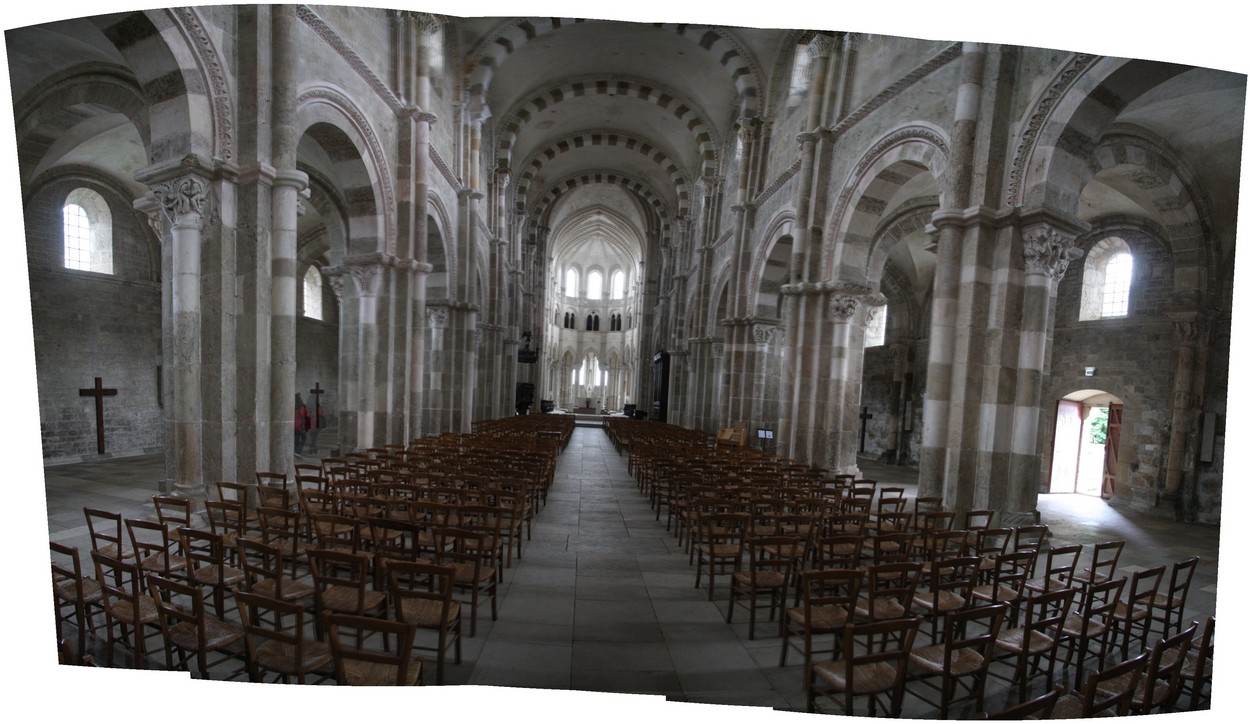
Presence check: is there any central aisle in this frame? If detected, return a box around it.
[463,426,801,708]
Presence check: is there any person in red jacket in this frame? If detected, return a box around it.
[294,394,308,455]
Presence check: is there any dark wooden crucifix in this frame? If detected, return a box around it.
[79,377,117,454]
[859,406,873,453]
[308,382,325,429]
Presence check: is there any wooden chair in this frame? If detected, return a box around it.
[146,571,246,679]
[1111,564,1166,659]
[1098,623,1195,714]
[1050,651,1148,718]
[1168,615,1214,710]
[990,587,1076,703]
[780,568,862,682]
[322,611,423,685]
[693,511,750,601]
[1151,556,1200,639]
[306,547,389,643]
[1022,543,1082,594]
[433,527,498,636]
[91,550,161,668]
[126,516,190,583]
[204,499,249,558]
[808,616,922,716]
[726,534,801,640]
[387,559,462,685]
[970,549,1036,626]
[1058,575,1125,687]
[1070,539,1125,592]
[152,494,192,534]
[970,527,1013,584]
[215,481,259,534]
[233,588,332,684]
[236,537,316,604]
[83,507,132,562]
[50,541,103,660]
[911,555,980,644]
[255,505,307,579]
[255,471,292,510]
[178,526,245,620]
[855,561,923,623]
[907,602,1008,718]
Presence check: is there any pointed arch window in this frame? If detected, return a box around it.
[63,188,112,274]
[1079,237,1134,321]
[303,266,324,320]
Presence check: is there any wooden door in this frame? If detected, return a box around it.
[1049,399,1082,494]
[1101,403,1122,499]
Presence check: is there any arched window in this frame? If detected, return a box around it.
[303,266,324,320]
[865,305,887,347]
[611,271,625,300]
[564,268,579,297]
[1079,237,1134,321]
[587,270,603,300]
[63,188,112,274]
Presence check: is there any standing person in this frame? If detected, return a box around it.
[307,398,325,455]
[294,393,308,455]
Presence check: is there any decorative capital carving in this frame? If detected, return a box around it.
[150,174,209,223]
[711,342,725,359]
[827,283,873,320]
[1022,224,1082,281]
[752,324,779,345]
[806,34,836,61]
[413,12,442,35]
[427,306,449,329]
[323,266,348,303]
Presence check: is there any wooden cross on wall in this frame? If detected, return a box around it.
[859,406,873,453]
[309,382,324,429]
[79,377,117,454]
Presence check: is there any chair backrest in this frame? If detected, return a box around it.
[870,531,916,565]
[215,481,251,509]
[1164,556,1200,605]
[985,689,1058,719]
[146,571,207,645]
[1126,565,1167,611]
[50,541,88,603]
[874,511,913,535]
[839,616,922,701]
[1012,524,1048,554]
[178,526,232,584]
[815,534,864,570]
[862,561,923,620]
[972,527,1012,559]
[1081,539,1126,584]
[1137,623,1196,713]
[307,547,372,609]
[823,512,868,536]
[922,555,980,602]
[987,549,1037,602]
[914,496,942,513]
[1017,587,1077,650]
[152,494,192,529]
[1035,543,1083,590]
[233,588,311,670]
[1075,575,1126,628]
[126,517,182,578]
[204,499,246,539]
[255,471,291,509]
[741,535,801,583]
[801,568,862,614]
[1081,651,1148,716]
[387,559,458,624]
[917,510,956,533]
[256,505,302,545]
[964,509,994,531]
[936,602,1008,673]
[84,507,126,556]
[237,537,291,594]
[923,529,970,564]
[91,549,145,622]
[322,611,419,685]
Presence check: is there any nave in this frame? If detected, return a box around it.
[42,424,1218,717]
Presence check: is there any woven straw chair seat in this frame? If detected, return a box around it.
[321,585,386,613]
[786,604,850,631]
[450,562,495,583]
[398,598,461,628]
[1061,613,1107,638]
[255,638,332,676]
[812,659,900,694]
[339,657,423,686]
[854,596,907,621]
[971,583,1019,603]
[908,644,985,676]
[55,577,103,605]
[249,578,315,602]
[732,571,785,588]
[191,564,245,587]
[995,628,1055,655]
[167,617,244,652]
[912,590,965,612]
[104,596,160,625]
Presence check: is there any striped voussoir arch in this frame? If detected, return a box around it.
[526,169,672,223]
[466,19,762,117]
[513,130,691,216]
[494,76,719,178]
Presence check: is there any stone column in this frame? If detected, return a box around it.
[884,341,911,463]
[1163,312,1208,500]
[148,171,211,500]
[821,286,877,475]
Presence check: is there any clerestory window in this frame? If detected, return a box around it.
[1079,237,1133,321]
[63,188,113,274]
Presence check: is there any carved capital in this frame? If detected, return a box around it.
[752,324,779,345]
[150,174,209,224]
[323,266,348,303]
[806,33,836,61]
[427,306,449,329]
[1022,224,1082,281]
[711,342,725,359]
[827,283,873,321]
[413,12,442,35]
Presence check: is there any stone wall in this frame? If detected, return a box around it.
[25,179,162,461]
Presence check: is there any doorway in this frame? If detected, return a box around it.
[1048,390,1123,497]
